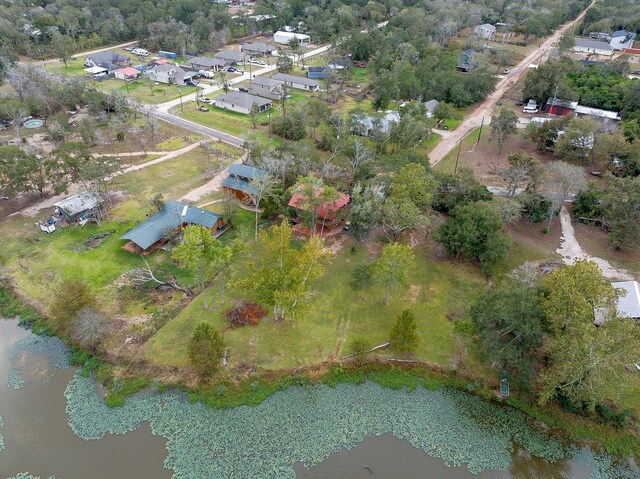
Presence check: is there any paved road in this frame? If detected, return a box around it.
[36,41,139,65]
[428,0,596,166]
[152,110,245,147]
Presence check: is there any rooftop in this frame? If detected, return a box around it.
[251,76,283,88]
[574,105,621,120]
[216,92,272,109]
[288,188,350,220]
[242,42,276,53]
[120,201,223,250]
[214,50,246,62]
[227,163,268,180]
[272,73,319,87]
[54,191,102,216]
[612,281,640,319]
[574,38,613,51]
[115,67,140,76]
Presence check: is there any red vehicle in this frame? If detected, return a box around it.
[355,62,366,68]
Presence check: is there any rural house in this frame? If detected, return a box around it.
[247,76,284,100]
[573,38,613,56]
[351,111,401,136]
[84,51,130,69]
[457,49,477,72]
[120,201,226,254]
[114,67,141,80]
[241,42,278,57]
[214,50,247,65]
[222,164,270,203]
[214,92,272,114]
[610,30,636,51]
[424,99,439,118]
[271,73,319,91]
[189,56,229,72]
[53,191,103,224]
[149,64,187,84]
[273,31,310,45]
[474,23,496,40]
[288,187,351,236]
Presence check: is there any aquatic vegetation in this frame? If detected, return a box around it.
[66,372,613,479]
[4,474,59,479]
[6,335,70,389]
[0,415,4,454]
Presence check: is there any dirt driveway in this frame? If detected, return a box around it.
[428,0,596,166]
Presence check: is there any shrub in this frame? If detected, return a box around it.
[188,323,225,377]
[48,279,96,334]
[389,309,418,356]
[519,192,552,223]
[349,338,371,365]
[223,302,267,328]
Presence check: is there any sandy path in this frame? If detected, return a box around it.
[180,154,245,203]
[428,0,596,166]
[10,143,203,217]
[556,207,633,280]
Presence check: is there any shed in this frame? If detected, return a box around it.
[544,99,578,116]
[474,23,496,40]
[83,66,108,76]
[273,31,310,45]
[574,105,621,121]
[307,66,326,79]
[222,164,269,203]
[54,191,103,223]
[120,201,225,254]
[612,281,640,319]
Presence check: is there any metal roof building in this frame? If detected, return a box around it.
[120,201,223,251]
[612,281,640,319]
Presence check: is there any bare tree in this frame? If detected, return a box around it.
[73,308,111,351]
[247,174,276,239]
[126,255,191,295]
[1,102,28,141]
[499,151,538,197]
[542,161,586,230]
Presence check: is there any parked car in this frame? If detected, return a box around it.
[248,60,266,66]
[198,106,209,112]
[185,79,199,87]
[238,87,249,93]
[227,67,237,73]
[124,47,134,52]
[522,100,539,114]
[199,97,212,104]
[515,99,525,106]
[503,69,511,74]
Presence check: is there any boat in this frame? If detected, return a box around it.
[500,370,510,397]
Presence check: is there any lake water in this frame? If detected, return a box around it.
[0,318,636,479]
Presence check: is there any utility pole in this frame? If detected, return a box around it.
[454,139,462,176]
[477,116,485,144]
[178,86,183,112]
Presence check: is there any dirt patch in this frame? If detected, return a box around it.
[85,230,116,249]
[408,284,421,304]
[573,222,640,277]
[506,218,562,257]
[326,235,348,255]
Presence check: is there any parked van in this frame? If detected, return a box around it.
[522,100,539,114]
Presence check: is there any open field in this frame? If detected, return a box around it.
[146,244,487,370]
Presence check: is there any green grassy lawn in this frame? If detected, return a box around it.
[433,127,481,174]
[96,79,197,105]
[46,57,88,77]
[1,147,235,313]
[146,245,487,370]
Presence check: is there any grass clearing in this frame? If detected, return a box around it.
[96,79,198,104]
[146,244,486,370]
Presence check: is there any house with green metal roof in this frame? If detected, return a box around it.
[120,201,225,254]
[222,164,269,203]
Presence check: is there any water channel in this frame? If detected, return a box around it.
[0,318,636,479]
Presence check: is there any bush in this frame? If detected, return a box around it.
[349,338,371,365]
[188,323,225,377]
[519,192,552,223]
[49,278,96,334]
[390,309,418,356]
[223,302,267,328]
